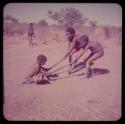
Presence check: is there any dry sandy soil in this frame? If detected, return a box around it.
[3,30,121,121]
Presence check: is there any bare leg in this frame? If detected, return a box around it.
[84,53,94,65]
[85,52,104,78]
[69,52,75,74]
[69,49,82,74]
[28,35,31,47]
[22,77,34,84]
[30,35,33,47]
[69,49,77,66]
[28,35,33,47]
[69,54,72,67]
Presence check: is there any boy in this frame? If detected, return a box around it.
[23,54,49,84]
[65,27,104,78]
[28,23,35,47]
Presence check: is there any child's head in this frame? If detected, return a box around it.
[79,35,89,48]
[65,27,75,40]
[29,23,33,27]
[37,54,47,66]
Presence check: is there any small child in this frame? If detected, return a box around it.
[27,23,35,47]
[23,54,49,84]
[65,27,104,78]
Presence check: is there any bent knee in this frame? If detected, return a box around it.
[98,50,104,57]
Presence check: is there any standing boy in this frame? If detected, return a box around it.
[28,23,35,47]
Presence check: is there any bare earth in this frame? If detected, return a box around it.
[3,35,121,121]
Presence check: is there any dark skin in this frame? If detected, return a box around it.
[25,59,49,83]
[65,31,104,77]
[28,23,35,47]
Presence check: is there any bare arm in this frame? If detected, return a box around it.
[73,45,89,63]
[65,38,76,57]
[27,63,39,77]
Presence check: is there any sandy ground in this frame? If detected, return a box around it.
[3,37,121,121]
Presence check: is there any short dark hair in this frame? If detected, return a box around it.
[29,23,33,27]
[37,54,47,65]
[80,35,89,43]
[66,27,75,34]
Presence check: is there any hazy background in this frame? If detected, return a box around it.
[3,3,122,121]
[4,3,122,26]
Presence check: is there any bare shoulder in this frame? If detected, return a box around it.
[31,63,39,69]
[89,40,102,46]
[73,34,80,41]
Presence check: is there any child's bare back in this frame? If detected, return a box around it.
[85,40,104,55]
[23,54,48,84]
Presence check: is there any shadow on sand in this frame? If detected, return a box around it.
[92,68,110,75]
[36,79,51,85]
[36,63,110,83]
[73,62,110,76]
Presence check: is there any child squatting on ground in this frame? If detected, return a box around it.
[23,54,49,84]
[65,27,104,78]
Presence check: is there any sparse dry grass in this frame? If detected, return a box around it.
[3,25,121,121]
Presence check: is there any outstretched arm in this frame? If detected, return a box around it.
[65,38,76,57]
[73,45,89,63]
[41,67,51,71]
[65,47,74,58]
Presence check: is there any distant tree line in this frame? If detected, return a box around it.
[4,7,98,28]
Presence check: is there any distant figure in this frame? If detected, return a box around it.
[23,54,49,84]
[27,23,35,47]
[64,27,104,78]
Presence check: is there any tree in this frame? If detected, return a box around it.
[4,15,18,23]
[38,19,48,26]
[48,10,53,16]
[48,10,62,25]
[48,7,86,27]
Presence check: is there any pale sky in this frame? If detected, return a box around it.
[4,3,122,27]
